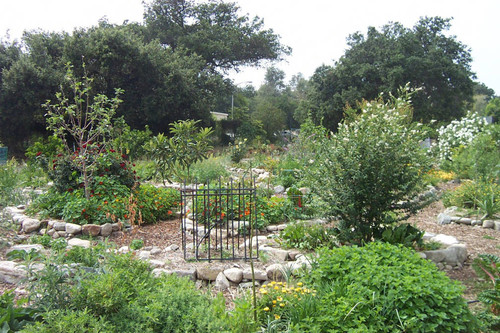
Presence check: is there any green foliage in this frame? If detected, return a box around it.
[134,185,179,224]
[306,242,479,332]
[485,97,500,119]
[442,180,499,218]
[229,139,248,163]
[279,221,337,250]
[111,117,152,161]
[256,281,319,329]
[448,123,499,181]
[25,136,63,173]
[109,275,229,332]
[146,120,213,184]
[0,159,26,207]
[0,291,40,333]
[44,62,124,199]
[304,17,474,130]
[188,155,229,183]
[308,87,431,244]
[381,223,424,248]
[472,254,500,331]
[19,309,113,333]
[129,239,144,250]
[257,196,286,227]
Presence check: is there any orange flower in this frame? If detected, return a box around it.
[168,210,172,215]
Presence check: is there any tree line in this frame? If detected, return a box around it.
[0,0,493,156]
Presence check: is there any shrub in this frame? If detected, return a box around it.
[0,291,40,332]
[19,309,113,333]
[134,185,180,224]
[306,242,479,332]
[432,111,488,167]
[442,180,499,218]
[189,155,229,183]
[279,221,337,250]
[472,253,500,331]
[0,159,26,207]
[307,86,431,244]
[229,138,248,163]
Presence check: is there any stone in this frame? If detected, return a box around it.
[494,221,500,231]
[445,265,453,271]
[443,206,459,215]
[422,231,436,241]
[431,234,459,246]
[260,246,289,261]
[150,247,162,255]
[3,207,24,215]
[118,246,130,254]
[299,187,310,195]
[65,223,82,235]
[482,220,495,229]
[436,263,445,270]
[11,214,25,224]
[444,244,468,265]
[266,224,287,232]
[242,268,267,281]
[51,232,60,239]
[197,266,221,281]
[437,213,451,225]
[274,185,285,194]
[471,220,482,226]
[418,252,427,259]
[452,217,472,225]
[239,282,258,289]
[6,244,44,256]
[22,218,41,233]
[288,250,302,261]
[174,268,197,281]
[67,238,91,248]
[423,249,446,263]
[100,223,113,237]
[165,244,179,252]
[215,272,230,290]
[53,222,66,231]
[149,260,165,268]
[138,251,151,260]
[0,261,27,284]
[224,268,243,283]
[82,224,101,237]
[266,264,286,281]
[111,222,122,232]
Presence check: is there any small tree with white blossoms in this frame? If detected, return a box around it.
[431,111,488,167]
[307,85,431,244]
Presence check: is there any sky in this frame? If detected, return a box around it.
[1,0,499,94]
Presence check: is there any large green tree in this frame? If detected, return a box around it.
[143,0,291,72]
[303,17,475,130]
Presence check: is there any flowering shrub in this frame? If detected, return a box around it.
[308,86,431,244]
[258,281,318,327]
[229,138,248,163]
[432,111,487,165]
[133,185,179,224]
[442,180,500,218]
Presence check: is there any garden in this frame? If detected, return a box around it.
[0,71,499,332]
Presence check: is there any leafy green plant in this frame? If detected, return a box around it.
[0,159,26,207]
[0,291,40,333]
[129,239,144,250]
[443,180,499,219]
[229,138,248,163]
[19,309,113,333]
[306,242,479,332]
[44,62,123,199]
[472,254,500,331]
[279,221,337,250]
[189,155,229,183]
[307,86,431,244]
[146,120,213,184]
[381,223,424,248]
[134,185,179,224]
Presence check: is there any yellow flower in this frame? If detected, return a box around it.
[272,300,277,305]
[274,286,279,290]
[276,296,283,302]
[274,314,281,320]
[279,303,285,307]
[297,282,303,287]
[270,281,276,286]
[264,307,270,312]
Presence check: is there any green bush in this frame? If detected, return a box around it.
[0,291,40,332]
[472,254,500,331]
[307,87,431,244]
[134,185,180,224]
[110,275,229,332]
[279,221,337,250]
[0,159,26,207]
[442,180,499,218]
[449,124,499,181]
[189,155,229,183]
[304,242,479,332]
[20,309,113,333]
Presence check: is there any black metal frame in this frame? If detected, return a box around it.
[181,178,259,261]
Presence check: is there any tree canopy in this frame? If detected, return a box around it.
[0,1,289,155]
[302,17,475,130]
